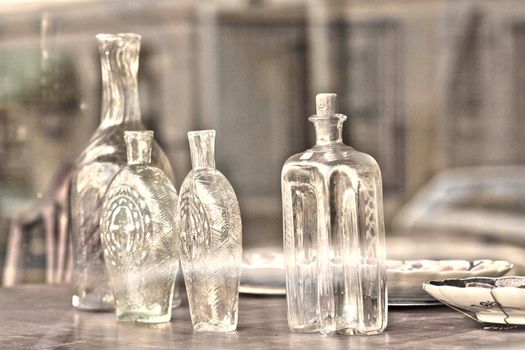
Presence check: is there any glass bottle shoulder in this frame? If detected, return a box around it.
[283,143,380,173]
[180,167,238,209]
[75,123,174,182]
[181,167,227,189]
[77,122,145,166]
[109,164,177,200]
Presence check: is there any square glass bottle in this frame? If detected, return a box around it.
[281,93,387,335]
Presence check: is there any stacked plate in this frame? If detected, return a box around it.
[387,259,512,305]
[240,249,513,307]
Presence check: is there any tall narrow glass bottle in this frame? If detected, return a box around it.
[281,93,387,335]
[178,130,242,332]
[70,33,174,310]
[100,131,180,323]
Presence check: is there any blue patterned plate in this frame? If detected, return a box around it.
[423,276,525,325]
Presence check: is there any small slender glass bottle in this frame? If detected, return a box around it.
[178,130,242,332]
[281,93,387,335]
[100,131,180,323]
[70,33,175,310]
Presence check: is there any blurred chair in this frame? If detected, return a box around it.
[2,162,74,286]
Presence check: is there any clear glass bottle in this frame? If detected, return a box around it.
[178,130,242,332]
[70,33,174,310]
[281,93,387,335]
[100,131,180,323]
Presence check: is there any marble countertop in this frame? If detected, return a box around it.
[0,284,523,349]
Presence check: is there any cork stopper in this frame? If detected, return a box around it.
[316,93,338,116]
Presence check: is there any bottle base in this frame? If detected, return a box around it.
[288,324,320,333]
[288,322,386,336]
[336,328,385,336]
[117,311,172,324]
[192,322,237,332]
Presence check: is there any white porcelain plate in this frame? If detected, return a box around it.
[387,259,513,306]
[240,249,512,306]
[423,277,525,325]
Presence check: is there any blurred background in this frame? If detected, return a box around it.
[0,0,524,285]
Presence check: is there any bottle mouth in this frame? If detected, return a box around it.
[96,33,141,45]
[308,114,347,123]
[124,130,153,165]
[187,129,216,139]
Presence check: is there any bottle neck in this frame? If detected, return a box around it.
[97,34,142,128]
[188,130,216,170]
[125,131,153,165]
[310,115,345,146]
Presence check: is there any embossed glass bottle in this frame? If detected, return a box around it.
[70,33,174,310]
[281,93,387,335]
[179,130,242,332]
[100,131,180,323]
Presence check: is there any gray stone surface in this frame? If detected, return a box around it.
[0,284,524,349]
